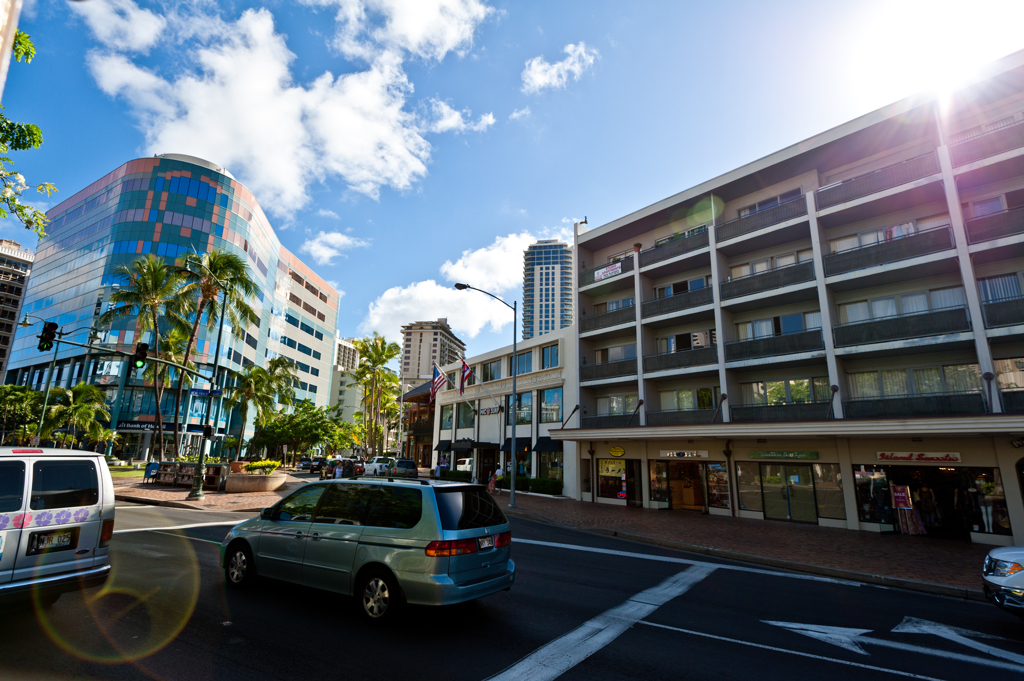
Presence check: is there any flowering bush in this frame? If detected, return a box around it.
[243,460,281,475]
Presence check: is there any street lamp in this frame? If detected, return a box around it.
[454,283,520,508]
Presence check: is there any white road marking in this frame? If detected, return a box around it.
[150,530,222,546]
[113,521,239,534]
[638,621,944,681]
[891,616,1024,665]
[765,620,1024,673]
[512,537,859,585]
[486,564,716,681]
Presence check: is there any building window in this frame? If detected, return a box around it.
[539,450,563,481]
[740,377,830,405]
[658,387,719,412]
[840,287,965,322]
[506,392,532,425]
[737,188,801,218]
[514,351,532,375]
[596,395,638,416]
[597,459,626,499]
[847,364,981,398]
[813,464,846,519]
[440,405,453,429]
[978,273,1022,303]
[972,196,1004,218]
[594,344,636,364]
[540,388,562,423]
[735,463,763,512]
[456,403,474,429]
[829,221,919,253]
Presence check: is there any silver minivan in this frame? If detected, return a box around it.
[0,448,115,605]
[220,479,514,622]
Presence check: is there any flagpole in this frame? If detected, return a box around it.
[433,361,477,412]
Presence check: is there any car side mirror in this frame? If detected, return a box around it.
[261,507,274,520]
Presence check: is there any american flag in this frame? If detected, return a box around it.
[430,366,445,402]
[459,360,473,395]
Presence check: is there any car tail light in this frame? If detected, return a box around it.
[99,519,115,548]
[495,531,511,547]
[425,538,478,557]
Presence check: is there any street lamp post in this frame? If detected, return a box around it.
[454,283,519,508]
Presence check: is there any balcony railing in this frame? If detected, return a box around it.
[639,229,709,267]
[581,415,636,429]
[580,257,634,287]
[951,121,1024,167]
[720,261,815,300]
[643,345,718,373]
[641,286,713,318]
[715,196,808,243]
[725,328,824,362]
[843,392,987,418]
[832,307,971,348]
[409,418,433,435]
[815,153,939,210]
[730,402,831,422]
[965,206,1024,244]
[823,226,953,277]
[982,296,1024,329]
[580,358,637,382]
[646,409,720,426]
[580,304,636,333]
[1002,390,1024,413]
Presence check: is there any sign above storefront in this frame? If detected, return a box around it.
[479,406,501,415]
[1012,438,1024,449]
[749,451,819,460]
[119,421,156,432]
[660,450,708,458]
[877,452,961,464]
[189,388,223,397]
[593,262,622,282]
[609,446,625,457]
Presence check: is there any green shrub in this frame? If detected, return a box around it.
[496,476,529,492]
[440,469,472,481]
[244,460,281,475]
[529,478,564,495]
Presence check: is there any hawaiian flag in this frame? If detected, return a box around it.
[459,360,473,395]
[430,365,445,402]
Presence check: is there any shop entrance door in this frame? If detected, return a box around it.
[625,460,643,507]
[761,464,817,523]
[479,450,496,484]
[668,461,706,511]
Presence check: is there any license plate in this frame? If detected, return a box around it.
[27,527,79,556]
[478,536,494,550]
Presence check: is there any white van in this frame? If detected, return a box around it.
[0,448,115,605]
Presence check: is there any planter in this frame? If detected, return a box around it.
[225,473,287,493]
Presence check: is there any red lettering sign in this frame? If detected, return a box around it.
[876,452,961,463]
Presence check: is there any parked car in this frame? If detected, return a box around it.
[365,457,394,476]
[353,460,366,476]
[0,447,115,606]
[310,457,328,473]
[456,458,472,472]
[297,457,313,471]
[319,460,339,480]
[388,459,419,478]
[221,480,514,622]
[983,546,1024,618]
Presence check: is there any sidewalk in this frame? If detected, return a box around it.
[113,474,301,511]
[492,491,992,599]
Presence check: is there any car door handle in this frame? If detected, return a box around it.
[310,533,321,541]
[295,531,304,538]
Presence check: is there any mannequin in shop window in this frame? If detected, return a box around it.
[976,475,994,533]
[916,485,938,528]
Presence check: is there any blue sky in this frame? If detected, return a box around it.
[6,0,1024,358]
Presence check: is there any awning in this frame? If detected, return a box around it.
[500,438,532,453]
[450,439,475,451]
[532,437,562,452]
[434,440,452,452]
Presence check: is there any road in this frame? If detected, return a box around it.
[0,502,1022,681]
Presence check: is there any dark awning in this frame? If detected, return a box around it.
[450,439,475,451]
[532,437,562,452]
[434,440,452,452]
[500,438,532,453]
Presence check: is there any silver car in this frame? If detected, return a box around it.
[220,479,514,622]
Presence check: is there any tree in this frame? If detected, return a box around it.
[86,425,120,454]
[44,383,110,449]
[223,356,296,460]
[350,333,401,456]
[0,384,38,444]
[99,255,191,461]
[145,326,196,458]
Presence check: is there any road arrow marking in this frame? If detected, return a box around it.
[764,620,1024,673]
[891,616,1024,666]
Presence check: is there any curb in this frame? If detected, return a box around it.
[115,493,263,513]
[502,507,987,603]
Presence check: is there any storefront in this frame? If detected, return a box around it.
[500,438,532,477]
[649,452,727,512]
[534,437,564,481]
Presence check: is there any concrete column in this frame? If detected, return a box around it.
[631,245,646,425]
[994,437,1024,545]
[936,144,999,410]
[141,431,152,462]
[806,191,846,418]
[835,437,860,530]
[708,211,734,421]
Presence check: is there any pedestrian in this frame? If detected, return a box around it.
[488,470,496,494]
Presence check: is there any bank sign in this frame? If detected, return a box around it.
[877,452,961,463]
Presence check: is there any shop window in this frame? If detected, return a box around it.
[539,452,563,480]
[506,393,532,425]
[598,459,626,499]
[735,463,763,512]
[812,464,846,519]
[581,459,592,494]
[706,463,730,509]
[649,461,669,505]
[540,388,562,423]
[440,405,453,429]
[457,403,474,429]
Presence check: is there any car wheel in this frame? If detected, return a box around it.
[225,543,256,589]
[357,569,401,623]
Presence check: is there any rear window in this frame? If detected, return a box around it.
[397,461,416,469]
[435,487,507,531]
[365,487,422,529]
[31,460,99,511]
[0,460,26,512]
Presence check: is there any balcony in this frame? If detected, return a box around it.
[823,226,953,277]
[580,257,633,287]
[730,402,831,422]
[580,358,637,382]
[951,121,1024,167]
[832,307,971,348]
[983,296,1024,329]
[815,153,939,211]
[965,206,1024,245]
[646,409,719,426]
[721,261,815,301]
[408,418,433,435]
[639,230,709,267]
[725,328,824,362]
[581,415,635,429]
[641,287,713,318]
[1002,390,1024,413]
[715,196,808,243]
[843,392,987,418]
[580,304,636,333]
[643,345,718,373]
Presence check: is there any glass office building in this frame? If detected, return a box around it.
[522,240,573,340]
[5,154,339,458]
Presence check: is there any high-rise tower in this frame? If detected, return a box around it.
[522,240,573,340]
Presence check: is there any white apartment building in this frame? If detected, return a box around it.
[331,334,361,423]
[522,239,573,340]
[0,239,32,378]
[401,318,465,386]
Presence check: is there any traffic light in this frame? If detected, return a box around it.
[132,342,149,369]
[203,425,213,439]
[37,322,58,352]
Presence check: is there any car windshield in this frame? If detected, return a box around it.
[435,487,507,530]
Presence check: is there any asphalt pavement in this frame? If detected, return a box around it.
[0,503,1021,680]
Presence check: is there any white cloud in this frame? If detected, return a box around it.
[300,230,370,265]
[317,209,340,219]
[509,106,530,120]
[439,230,538,292]
[70,0,166,53]
[326,280,342,291]
[521,41,599,95]
[425,99,495,133]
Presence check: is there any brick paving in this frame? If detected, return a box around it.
[492,491,992,592]
[113,473,302,511]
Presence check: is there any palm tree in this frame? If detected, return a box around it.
[351,333,401,456]
[0,385,35,444]
[223,357,296,460]
[86,424,120,454]
[99,255,191,461]
[44,383,110,450]
[145,326,196,458]
[173,249,259,458]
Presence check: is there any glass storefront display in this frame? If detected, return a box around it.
[761,464,817,522]
[648,461,707,510]
[735,463,763,512]
[649,461,670,508]
[539,451,563,480]
[706,463,730,509]
[581,458,591,494]
[812,463,846,519]
[598,459,626,499]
